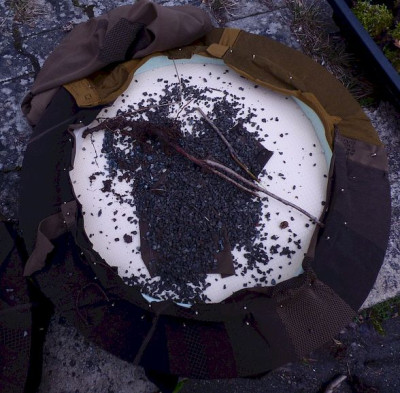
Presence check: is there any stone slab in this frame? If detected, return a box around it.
[226,8,301,49]
[0,75,33,219]
[38,315,156,393]
[0,38,35,82]
[362,102,400,308]
[0,77,33,169]
[22,29,66,68]
[224,0,287,20]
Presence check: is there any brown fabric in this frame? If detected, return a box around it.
[166,319,237,378]
[336,132,388,171]
[276,275,356,357]
[224,296,296,376]
[19,89,102,255]
[222,30,381,146]
[21,0,213,125]
[23,200,77,276]
[61,27,382,148]
[206,28,241,58]
[211,230,235,277]
[64,55,157,108]
[311,132,391,310]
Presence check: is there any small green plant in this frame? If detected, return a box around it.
[359,296,400,336]
[204,0,238,21]
[172,378,188,393]
[391,22,400,41]
[10,0,47,24]
[353,1,394,38]
[358,96,377,107]
[384,46,400,72]
[287,0,376,100]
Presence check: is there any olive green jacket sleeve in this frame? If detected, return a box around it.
[21,0,213,126]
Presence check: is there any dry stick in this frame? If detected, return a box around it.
[172,144,323,226]
[89,133,99,167]
[98,102,176,122]
[195,109,323,225]
[84,120,323,226]
[94,103,177,127]
[205,159,324,226]
[324,375,347,393]
[125,101,176,115]
[196,107,259,182]
[172,144,260,198]
[172,59,183,103]
[175,97,196,120]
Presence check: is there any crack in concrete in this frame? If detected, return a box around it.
[1,165,22,174]
[12,22,41,77]
[15,27,67,39]
[0,72,35,84]
[71,0,95,19]
[227,8,290,23]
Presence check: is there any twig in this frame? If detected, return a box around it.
[83,119,324,226]
[172,59,183,103]
[126,101,176,115]
[204,159,323,226]
[170,143,322,225]
[324,375,347,393]
[194,110,323,225]
[171,144,260,198]
[95,102,177,125]
[89,134,99,167]
[196,107,259,182]
[1,165,22,174]
[175,97,196,120]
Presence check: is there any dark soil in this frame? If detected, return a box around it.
[181,316,400,393]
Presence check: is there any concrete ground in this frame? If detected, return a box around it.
[1,0,399,392]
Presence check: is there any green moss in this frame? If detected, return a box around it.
[359,296,400,335]
[384,46,400,72]
[353,1,394,37]
[172,379,188,393]
[358,96,377,107]
[391,22,400,41]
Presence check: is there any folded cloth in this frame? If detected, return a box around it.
[21,0,213,126]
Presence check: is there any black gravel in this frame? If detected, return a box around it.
[91,78,300,303]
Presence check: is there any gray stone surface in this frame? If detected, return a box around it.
[38,316,156,393]
[0,75,33,218]
[226,8,300,49]
[217,0,286,21]
[363,102,400,309]
[0,0,399,392]
[0,40,34,82]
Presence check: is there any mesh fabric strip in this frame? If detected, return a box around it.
[98,19,145,64]
[277,278,355,357]
[0,222,32,393]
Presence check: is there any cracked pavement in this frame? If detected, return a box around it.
[1,0,400,392]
